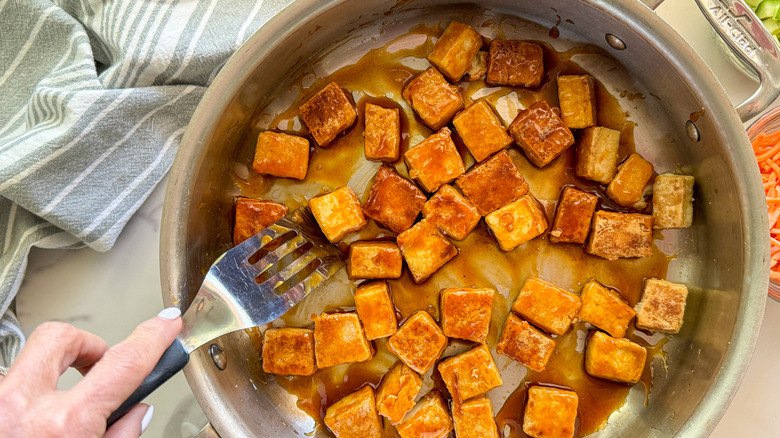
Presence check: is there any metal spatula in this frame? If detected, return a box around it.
[107,207,343,426]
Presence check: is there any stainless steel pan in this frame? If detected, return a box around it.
[160,0,775,436]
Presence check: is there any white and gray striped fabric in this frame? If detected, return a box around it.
[0,0,295,369]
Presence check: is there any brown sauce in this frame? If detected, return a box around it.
[238,22,672,438]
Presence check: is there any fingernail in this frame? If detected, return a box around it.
[157,307,181,320]
[141,405,154,434]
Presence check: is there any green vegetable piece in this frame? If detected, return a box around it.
[763,18,780,35]
[756,0,780,19]
[746,0,762,7]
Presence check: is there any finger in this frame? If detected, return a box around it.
[73,308,182,416]
[7,321,108,390]
[104,404,153,438]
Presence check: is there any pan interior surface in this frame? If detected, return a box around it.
[160,1,767,437]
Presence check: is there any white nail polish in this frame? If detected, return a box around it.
[140,405,154,434]
[157,307,181,320]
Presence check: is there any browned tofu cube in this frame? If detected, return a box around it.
[396,219,458,283]
[440,287,494,343]
[376,362,422,425]
[486,39,544,88]
[403,67,464,130]
[578,279,635,338]
[496,313,555,372]
[299,82,357,147]
[233,198,287,245]
[636,278,688,333]
[396,391,454,438]
[387,310,448,374]
[652,174,695,229]
[523,386,578,438]
[586,210,653,260]
[313,312,374,369]
[354,281,398,340]
[549,187,598,244]
[427,21,484,82]
[324,386,382,438]
[452,99,513,162]
[606,153,655,207]
[452,397,499,438]
[309,186,367,243]
[348,241,403,280]
[364,103,401,162]
[261,328,316,376]
[253,132,309,180]
[557,75,597,129]
[456,150,530,216]
[585,331,647,383]
[422,184,480,240]
[438,345,503,401]
[464,51,488,81]
[362,165,426,233]
[404,127,465,193]
[511,277,581,336]
[509,101,575,168]
[485,194,548,251]
[575,126,621,184]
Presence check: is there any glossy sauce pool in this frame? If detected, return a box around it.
[235,21,673,438]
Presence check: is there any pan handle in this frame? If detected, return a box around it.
[694,0,780,121]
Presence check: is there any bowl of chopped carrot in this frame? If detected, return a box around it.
[748,105,780,301]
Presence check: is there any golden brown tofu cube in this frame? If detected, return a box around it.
[586,210,653,260]
[376,362,422,425]
[485,194,548,251]
[313,312,374,369]
[509,101,575,168]
[261,328,317,376]
[575,126,621,184]
[557,75,597,129]
[403,67,464,130]
[452,99,513,162]
[452,397,499,438]
[404,127,466,193]
[253,132,309,180]
[387,310,448,374]
[422,184,480,240]
[427,21,484,82]
[396,391,454,438]
[299,82,357,147]
[233,198,288,245]
[324,386,383,438]
[636,278,688,333]
[440,287,494,343]
[652,174,695,229]
[511,277,581,336]
[549,187,598,244]
[354,281,398,340]
[523,386,579,438]
[438,345,503,401]
[606,153,655,207]
[348,241,403,280]
[578,279,635,338]
[309,186,367,243]
[396,219,458,283]
[456,150,530,216]
[362,165,426,233]
[585,331,647,383]
[486,39,544,88]
[496,313,555,372]
[464,51,488,81]
[364,103,401,162]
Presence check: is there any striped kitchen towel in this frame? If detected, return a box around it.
[0,0,295,369]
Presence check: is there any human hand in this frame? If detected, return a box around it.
[0,307,183,438]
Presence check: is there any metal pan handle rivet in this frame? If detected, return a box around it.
[605,34,626,50]
[210,343,227,370]
[686,120,701,142]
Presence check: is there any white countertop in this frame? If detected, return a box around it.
[13,1,780,437]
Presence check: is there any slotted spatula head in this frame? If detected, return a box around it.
[177,207,343,353]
